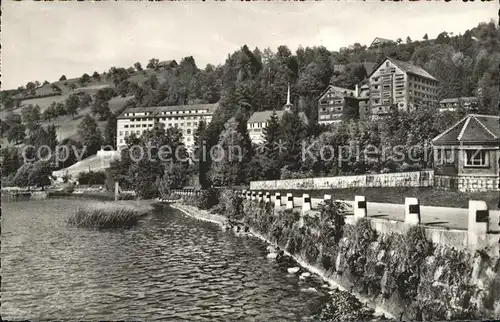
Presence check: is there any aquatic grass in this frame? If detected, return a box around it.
[67,201,152,229]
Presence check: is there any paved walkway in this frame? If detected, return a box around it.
[264,194,500,232]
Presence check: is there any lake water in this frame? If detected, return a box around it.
[1,198,331,320]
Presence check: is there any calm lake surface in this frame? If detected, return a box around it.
[1,198,331,321]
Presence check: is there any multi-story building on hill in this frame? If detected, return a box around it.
[368,57,439,117]
[439,97,478,112]
[317,85,355,125]
[116,102,217,152]
[317,84,370,124]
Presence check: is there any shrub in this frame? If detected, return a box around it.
[77,171,106,185]
[186,188,220,210]
[212,188,243,219]
[321,254,333,271]
[318,199,347,246]
[312,289,376,321]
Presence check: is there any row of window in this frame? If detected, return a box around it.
[123,121,204,129]
[118,136,193,144]
[121,115,210,123]
[319,99,343,105]
[410,83,437,93]
[410,91,437,100]
[159,109,209,115]
[249,122,267,129]
[435,149,489,167]
[119,127,193,137]
[321,106,343,113]
[127,124,153,128]
[409,76,436,86]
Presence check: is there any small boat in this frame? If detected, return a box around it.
[287,267,300,274]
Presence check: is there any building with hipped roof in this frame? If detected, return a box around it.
[432,114,499,192]
[317,83,370,124]
[116,102,217,152]
[368,57,439,117]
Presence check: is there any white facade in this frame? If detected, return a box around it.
[116,104,216,152]
[247,120,270,145]
[156,108,212,152]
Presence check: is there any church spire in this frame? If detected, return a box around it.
[286,83,291,106]
[284,82,293,111]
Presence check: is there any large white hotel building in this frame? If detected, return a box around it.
[116,103,217,152]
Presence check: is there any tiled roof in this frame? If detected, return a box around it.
[118,103,218,119]
[362,62,377,75]
[248,110,285,123]
[159,60,178,66]
[248,110,307,123]
[156,102,218,113]
[432,114,499,145]
[439,97,477,104]
[386,57,437,81]
[317,85,355,101]
[370,37,394,46]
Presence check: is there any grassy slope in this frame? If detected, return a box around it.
[0,67,172,146]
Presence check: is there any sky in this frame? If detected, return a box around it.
[2,1,497,90]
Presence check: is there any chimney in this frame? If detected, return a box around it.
[355,84,359,97]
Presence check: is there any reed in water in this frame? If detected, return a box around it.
[67,201,152,229]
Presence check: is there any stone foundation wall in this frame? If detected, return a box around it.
[240,200,500,320]
[250,171,434,190]
[435,175,500,192]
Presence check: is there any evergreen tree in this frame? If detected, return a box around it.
[279,106,307,172]
[78,115,103,157]
[260,110,281,179]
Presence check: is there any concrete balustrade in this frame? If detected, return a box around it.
[265,192,271,203]
[188,190,496,245]
[302,194,311,212]
[274,193,282,208]
[468,200,489,234]
[354,195,367,220]
[404,197,421,225]
[286,193,294,209]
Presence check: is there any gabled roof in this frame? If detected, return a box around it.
[317,85,355,101]
[362,62,377,75]
[156,102,218,113]
[370,37,394,46]
[439,97,477,104]
[159,60,178,67]
[432,114,499,145]
[248,110,307,123]
[368,57,437,81]
[248,110,285,123]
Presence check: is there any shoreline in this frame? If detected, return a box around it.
[170,202,395,320]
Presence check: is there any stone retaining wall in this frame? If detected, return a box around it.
[250,171,434,190]
[240,200,500,320]
[434,175,500,192]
